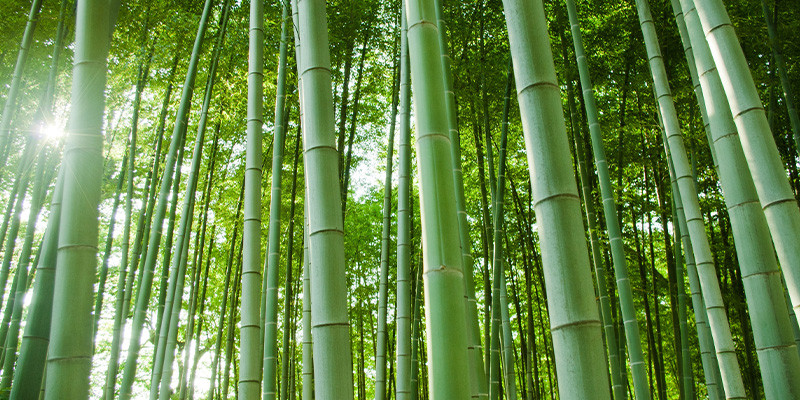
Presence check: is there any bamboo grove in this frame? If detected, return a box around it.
[0,0,799,398]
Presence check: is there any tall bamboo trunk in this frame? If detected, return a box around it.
[404,0,471,397]
[153,5,231,399]
[395,5,413,398]
[430,2,488,396]
[241,0,266,397]
[676,0,800,395]
[295,0,354,397]
[118,1,215,396]
[500,0,610,397]
[375,32,400,400]
[664,131,725,400]
[280,128,301,400]
[635,0,746,397]
[564,2,650,398]
[44,0,111,396]
[689,0,800,336]
[262,2,290,399]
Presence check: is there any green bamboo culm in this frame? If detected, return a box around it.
[0,149,48,390]
[670,189,694,399]
[562,54,624,400]
[664,133,724,400]
[667,2,714,395]
[103,42,152,399]
[0,0,44,171]
[404,0,470,398]
[44,0,111,397]
[279,127,301,400]
[431,1,488,396]
[301,207,313,400]
[394,4,413,399]
[690,0,800,333]
[500,0,610,398]
[6,0,70,390]
[291,2,313,398]
[634,0,747,397]
[565,1,650,398]
[375,44,399,400]
[491,64,516,400]
[262,1,290,398]
[678,0,800,395]
[296,0,354,397]
[242,0,267,398]
[152,2,231,398]
[8,163,62,399]
[93,155,125,348]
[118,1,215,397]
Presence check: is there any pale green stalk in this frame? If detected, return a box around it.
[93,155,125,347]
[154,4,230,398]
[563,61,622,400]
[405,0,470,397]
[296,0,353,397]
[431,2,487,396]
[291,3,312,400]
[0,149,47,389]
[301,207,312,400]
[665,136,724,400]
[500,0,609,397]
[691,0,800,335]
[635,0,745,396]
[489,64,515,400]
[262,2,290,398]
[44,0,110,396]
[565,1,649,398]
[678,0,800,395]
[9,165,63,399]
[242,0,266,398]
[7,0,70,389]
[394,5,412,399]
[279,131,300,400]
[118,0,215,396]
[375,42,399,400]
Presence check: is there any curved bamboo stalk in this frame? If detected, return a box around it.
[153,4,231,398]
[664,134,724,400]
